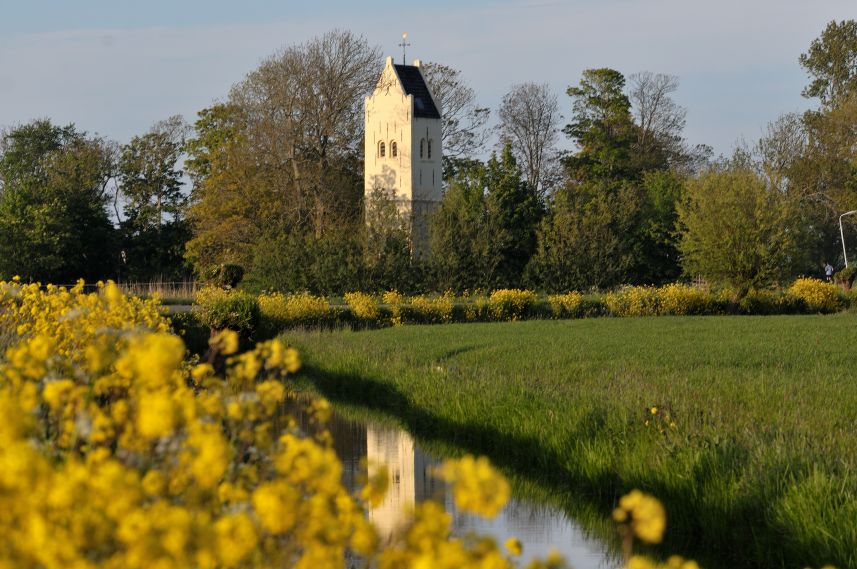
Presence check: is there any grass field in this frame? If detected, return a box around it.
[285,315,857,569]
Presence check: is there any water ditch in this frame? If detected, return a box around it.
[293,405,618,568]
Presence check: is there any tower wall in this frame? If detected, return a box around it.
[364,57,442,257]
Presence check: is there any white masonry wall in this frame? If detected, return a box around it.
[364,56,442,257]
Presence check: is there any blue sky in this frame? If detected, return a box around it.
[1,0,855,156]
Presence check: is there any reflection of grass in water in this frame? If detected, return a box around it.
[286,316,857,569]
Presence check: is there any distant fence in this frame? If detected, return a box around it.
[50,281,199,300]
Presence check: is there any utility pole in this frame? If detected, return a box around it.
[839,210,857,267]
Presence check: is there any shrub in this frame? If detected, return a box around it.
[579,296,609,318]
[259,292,332,330]
[203,263,245,288]
[169,311,210,355]
[459,291,491,322]
[194,286,260,337]
[657,283,716,316]
[547,292,583,318]
[605,286,660,317]
[834,266,856,290]
[489,289,538,321]
[787,277,843,314]
[405,293,455,324]
[738,289,793,315]
[382,290,404,326]
[344,292,380,322]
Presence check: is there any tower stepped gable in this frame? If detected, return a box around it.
[364,56,443,257]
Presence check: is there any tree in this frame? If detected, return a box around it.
[628,71,698,172]
[526,180,642,292]
[119,116,188,229]
[497,82,561,196]
[420,62,490,172]
[0,120,116,282]
[558,68,691,286]
[677,168,806,293]
[563,68,639,183]
[364,188,417,292]
[799,19,857,107]
[185,104,259,271]
[428,149,541,291]
[429,164,492,291]
[185,31,380,276]
[118,116,191,281]
[634,170,685,284]
[483,146,542,288]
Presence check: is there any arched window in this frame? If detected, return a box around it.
[379,141,386,157]
[419,139,425,159]
[391,141,397,158]
[427,139,433,159]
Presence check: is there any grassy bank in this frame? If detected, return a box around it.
[285,316,857,569]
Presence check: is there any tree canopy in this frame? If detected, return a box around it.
[0,120,116,282]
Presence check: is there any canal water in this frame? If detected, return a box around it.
[299,408,617,568]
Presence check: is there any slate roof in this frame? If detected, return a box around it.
[393,64,440,119]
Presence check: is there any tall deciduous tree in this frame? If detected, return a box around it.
[497,82,561,196]
[0,120,116,282]
[118,116,191,281]
[185,31,380,275]
[628,71,706,173]
[119,116,188,229]
[799,19,857,107]
[677,168,806,293]
[421,62,490,163]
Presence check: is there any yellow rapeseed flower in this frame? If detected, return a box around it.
[438,455,510,518]
[505,537,523,557]
[613,490,667,544]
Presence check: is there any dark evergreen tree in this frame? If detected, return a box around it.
[428,163,492,291]
[483,145,542,288]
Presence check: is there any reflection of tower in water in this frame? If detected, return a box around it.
[366,425,444,542]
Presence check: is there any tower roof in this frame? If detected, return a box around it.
[393,64,440,119]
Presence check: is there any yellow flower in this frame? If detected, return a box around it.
[438,455,510,518]
[142,470,165,496]
[215,513,258,567]
[210,329,239,355]
[505,536,523,557]
[360,463,390,507]
[613,490,667,544]
[136,391,176,439]
[252,481,299,534]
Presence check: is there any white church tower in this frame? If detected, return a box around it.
[364,55,443,256]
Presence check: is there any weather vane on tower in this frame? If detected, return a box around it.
[398,32,411,65]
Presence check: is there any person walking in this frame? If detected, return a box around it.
[824,261,834,283]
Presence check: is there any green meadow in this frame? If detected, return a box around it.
[286,315,857,569]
